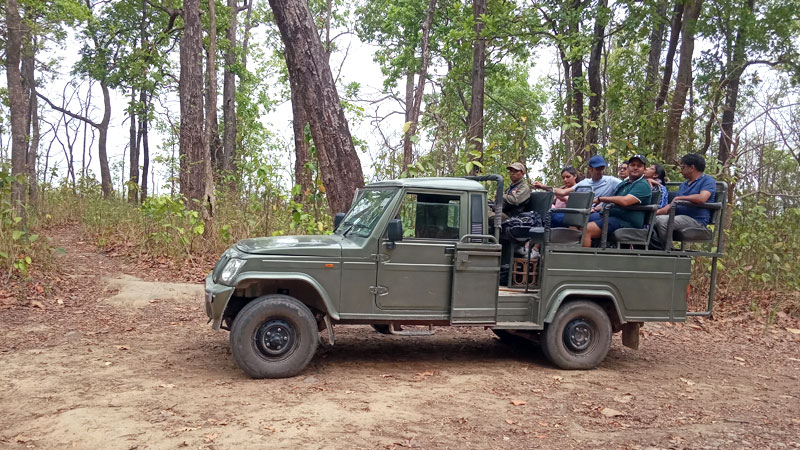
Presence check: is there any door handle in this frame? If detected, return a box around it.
[444,247,456,255]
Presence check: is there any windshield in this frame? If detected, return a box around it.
[334,188,398,238]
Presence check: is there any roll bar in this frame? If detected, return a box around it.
[464,174,504,243]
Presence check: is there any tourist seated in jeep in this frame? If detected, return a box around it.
[645,163,669,209]
[582,154,652,247]
[652,153,717,250]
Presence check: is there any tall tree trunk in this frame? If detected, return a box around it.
[645,0,669,98]
[180,0,213,214]
[291,74,312,203]
[718,0,754,170]
[98,82,113,197]
[568,0,585,162]
[22,31,39,206]
[241,0,254,68]
[402,71,415,168]
[639,0,668,149]
[402,0,437,174]
[655,1,684,111]
[466,0,487,175]
[205,0,222,188]
[140,91,150,202]
[268,0,365,214]
[560,48,572,156]
[6,0,30,217]
[586,0,607,150]
[221,0,238,173]
[128,89,139,202]
[662,0,702,164]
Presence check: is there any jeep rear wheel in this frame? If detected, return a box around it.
[230,294,318,379]
[542,300,611,370]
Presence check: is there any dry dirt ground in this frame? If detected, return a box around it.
[1,226,799,450]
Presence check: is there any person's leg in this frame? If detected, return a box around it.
[652,215,669,249]
[549,212,565,228]
[653,215,703,249]
[582,212,604,247]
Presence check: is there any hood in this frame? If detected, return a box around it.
[235,235,343,257]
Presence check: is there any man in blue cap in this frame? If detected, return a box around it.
[533,155,621,226]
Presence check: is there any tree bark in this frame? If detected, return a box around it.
[205,0,222,185]
[466,0,487,175]
[139,90,150,202]
[662,0,702,164]
[22,29,39,206]
[221,0,238,173]
[568,0,585,162]
[639,0,668,149]
[180,0,214,215]
[98,82,113,197]
[268,0,365,214]
[645,0,669,98]
[290,74,312,203]
[128,89,139,202]
[402,0,437,173]
[586,0,607,150]
[6,0,30,216]
[402,71,415,168]
[655,0,684,111]
[718,0,754,170]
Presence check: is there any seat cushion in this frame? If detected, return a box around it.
[674,227,712,241]
[549,228,581,244]
[613,228,648,243]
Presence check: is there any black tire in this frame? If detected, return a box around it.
[230,294,319,379]
[541,300,612,370]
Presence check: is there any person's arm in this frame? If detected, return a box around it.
[674,190,711,204]
[596,194,640,207]
[532,181,575,198]
[656,204,671,215]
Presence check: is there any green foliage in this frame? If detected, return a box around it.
[724,199,800,289]
[0,169,50,279]
[140,196,206,258]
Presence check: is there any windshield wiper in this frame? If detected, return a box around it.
[343,223,370,237]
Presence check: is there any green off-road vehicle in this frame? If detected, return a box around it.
[204,175,726,378]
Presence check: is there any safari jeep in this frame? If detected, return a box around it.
[204,176,726,378]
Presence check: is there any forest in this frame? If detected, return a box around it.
[2,0,800,309]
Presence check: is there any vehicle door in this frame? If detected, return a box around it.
[375,191,462,312]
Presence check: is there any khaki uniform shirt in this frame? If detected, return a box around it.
[503,179,531,208]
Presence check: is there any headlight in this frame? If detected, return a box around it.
[219,258,246,285]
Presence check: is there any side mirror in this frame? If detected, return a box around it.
[334,212,345,229]
[387,219,403,243]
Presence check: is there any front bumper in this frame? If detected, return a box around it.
[205,274,235,330]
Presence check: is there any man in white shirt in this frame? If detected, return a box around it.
[533,155,621,213]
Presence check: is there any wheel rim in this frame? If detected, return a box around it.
[562,318,594,353]
[254,319,296,358]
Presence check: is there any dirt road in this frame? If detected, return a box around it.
[1,227,799,449]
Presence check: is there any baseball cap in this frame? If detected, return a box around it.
[506,162,526,172]
[588,155,608,168]
[627,154,648,166]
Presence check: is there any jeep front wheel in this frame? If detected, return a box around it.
[230,294,319,379]
[542,300,611,370]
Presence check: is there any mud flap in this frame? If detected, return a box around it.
[621,322,642,350]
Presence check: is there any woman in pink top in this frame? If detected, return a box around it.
[553,167,580,208]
